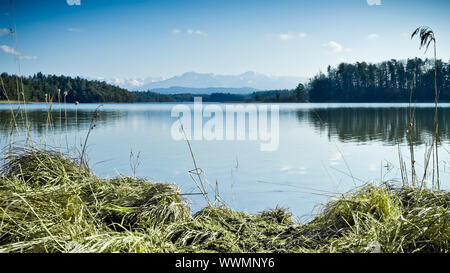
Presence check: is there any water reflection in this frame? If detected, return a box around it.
[296,106,450,145]
[0,105,174,137]
[0,108,119,135]
[1,103,449,146]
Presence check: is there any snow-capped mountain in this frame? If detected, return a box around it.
[140,71,307,91]
[96,76,165,90]
[98,72,307,93]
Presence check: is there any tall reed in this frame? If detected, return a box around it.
[411,26,441,190]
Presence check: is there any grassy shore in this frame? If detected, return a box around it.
[0,149,448,253]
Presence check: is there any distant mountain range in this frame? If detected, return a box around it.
[98,71,307,94]
[146,86,258,95]
[95,76,164,91]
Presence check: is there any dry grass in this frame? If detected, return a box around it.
[0,149,448,253]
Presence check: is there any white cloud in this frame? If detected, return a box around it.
[68,28,83,32]
[66,0,81,5]
[322,41,343,53]
[194,30,206,35]
[1,45,36,60]
[187,29,206,36]
[279,33,293,40]
[366,0,381,6]
[1,45,19,55]
[0,28,9,37]
[367,33,379,40]
[172,29,181,34]
[279,32,306,41]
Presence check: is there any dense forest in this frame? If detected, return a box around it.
[0,72,135,103]
[308,58,450,102]
[0,72,305,103]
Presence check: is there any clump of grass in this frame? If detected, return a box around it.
[1,147,90,187]
[86,176,191,230]
[389,187,449,252]
[167,206,295,253]
[282,185,448,253]
[279,185,401,252]
[0,148,189,252]
[0,149,448,253]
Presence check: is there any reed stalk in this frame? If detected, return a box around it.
[412,26,441,190]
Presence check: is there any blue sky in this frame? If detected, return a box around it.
[1,0,450,79]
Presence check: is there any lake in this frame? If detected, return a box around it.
[1,102,449,220]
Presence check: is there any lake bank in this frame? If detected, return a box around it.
[0,149,448,253]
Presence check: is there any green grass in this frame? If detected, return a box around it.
[0,149,448,253]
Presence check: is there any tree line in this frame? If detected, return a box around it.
[0,72,135,103]
[0,72,307,103]
[5,57,449,104]
[307,58,450,102]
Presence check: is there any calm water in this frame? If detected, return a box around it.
[1,102,450,219]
